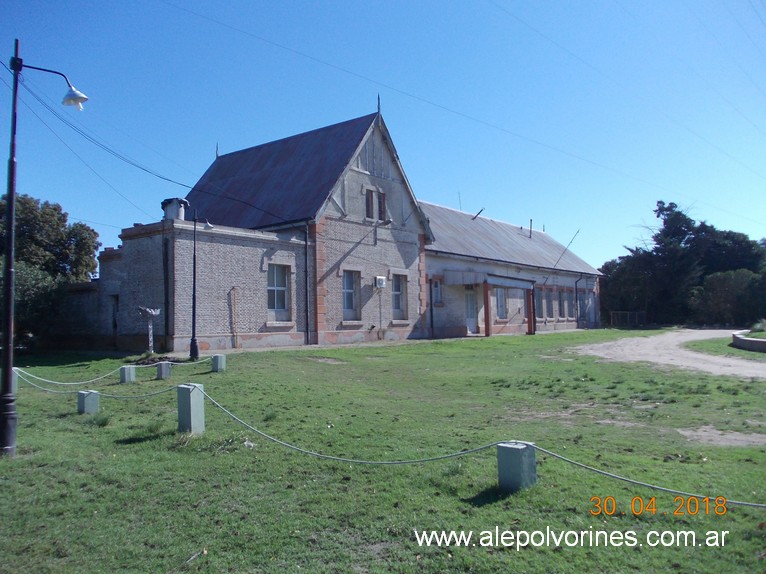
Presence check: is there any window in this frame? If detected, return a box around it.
[365,189,375,219]
[392,274,407,320]
[496,287,507,319]
[567,291,575,319]
[545,289,554,319]
[342,270,360,321]
[534,288,543,318]
[432,279,443,305]
[558,291,565,318]
[377,191,386,221]
[267,264,290,320]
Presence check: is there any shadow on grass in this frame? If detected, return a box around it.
[462,485,512,507]
[13,349,131,367]
[116,430,175,446]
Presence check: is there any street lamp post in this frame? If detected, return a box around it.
[2,39,88,456]
[188,211,213,361]
[189,212,199,360]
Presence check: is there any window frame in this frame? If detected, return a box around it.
[267,263,291,322]
[432,279,443,305]
[496,287,508,320]
[392,273,407,320]
[365,189,375,219]
[558,290,566,319]
[545,289,554,319]
[534,288,543,319]
[377,191,387,221]
[342,270,360,321]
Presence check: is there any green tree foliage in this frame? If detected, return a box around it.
[11,261,64,340]
[0,194,100,337]
[599,201,766,326]
[0,194,101,281]
[689,269,763,325]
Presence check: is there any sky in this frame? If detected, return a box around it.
[2,0,765,272]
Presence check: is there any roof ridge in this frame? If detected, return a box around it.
[219,112,378,159]
[419,200,542,234]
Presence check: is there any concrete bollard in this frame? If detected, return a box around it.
[177,384,205,435]
[497,442,537,493]
[77,390,100,414]
[156,361,172,380]
[120,365,136,384]
[212,354,226,372]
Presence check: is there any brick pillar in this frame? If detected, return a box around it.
[418,234,428,337]
[483,281,491,337]
[311,220,326,344]
[526,289,536,335]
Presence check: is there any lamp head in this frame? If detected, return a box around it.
[62,85,88,111]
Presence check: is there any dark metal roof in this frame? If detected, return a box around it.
[185,113,378,229]
[420,201,601,276]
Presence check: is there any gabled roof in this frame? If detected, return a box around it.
[419,201,601,276]
[185,113,378,229]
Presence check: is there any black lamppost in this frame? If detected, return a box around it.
[189,212,199,360]
[2,39,88,456]
[188,210,213,361]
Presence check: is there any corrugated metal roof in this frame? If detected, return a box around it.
[420,201,601,276]
[185,113,378,229]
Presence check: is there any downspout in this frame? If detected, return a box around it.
[162,222,171,352]
[428,277,434,338]
[574,274,584,328]
[483,280,491,337]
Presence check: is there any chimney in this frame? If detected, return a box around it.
[161,198,190,221]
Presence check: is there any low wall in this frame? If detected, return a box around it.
[731,330,766,353]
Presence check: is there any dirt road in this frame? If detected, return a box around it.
[575,329,765,379]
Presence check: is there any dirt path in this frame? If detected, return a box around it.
[575,329,765,379]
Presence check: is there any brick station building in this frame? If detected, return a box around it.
[57,112,600,352]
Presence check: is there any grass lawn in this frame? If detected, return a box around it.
[685,337,766,362]
[1,329,764,573]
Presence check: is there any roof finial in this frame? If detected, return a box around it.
[377,93,381,114]
[216,142,219,158]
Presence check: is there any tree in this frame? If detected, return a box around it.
[0,194,100,337]
[690,269,763,326]
[599,248,653,315]
[0,194,100,281]
[9,261,64,340]
[688,223,764,277]
[600,200,766,326]
[647,202,701,323]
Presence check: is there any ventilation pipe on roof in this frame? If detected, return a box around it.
[161,198,190,221]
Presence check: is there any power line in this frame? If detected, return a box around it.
[159,2,696,194]
[19,76,191,191]
[22,101,154,217]
[749,0,766,30]
[3,62,296,227]
[491,1,766,229]
[163,0,766,232]
[686,3,766,103]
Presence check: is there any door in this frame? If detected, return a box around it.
[465,287,478,334]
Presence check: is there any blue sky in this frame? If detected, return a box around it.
[2,0,765,271]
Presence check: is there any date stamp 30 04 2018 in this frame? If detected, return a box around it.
[589,496,728,517]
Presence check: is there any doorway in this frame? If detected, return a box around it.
[465,286,478,334]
